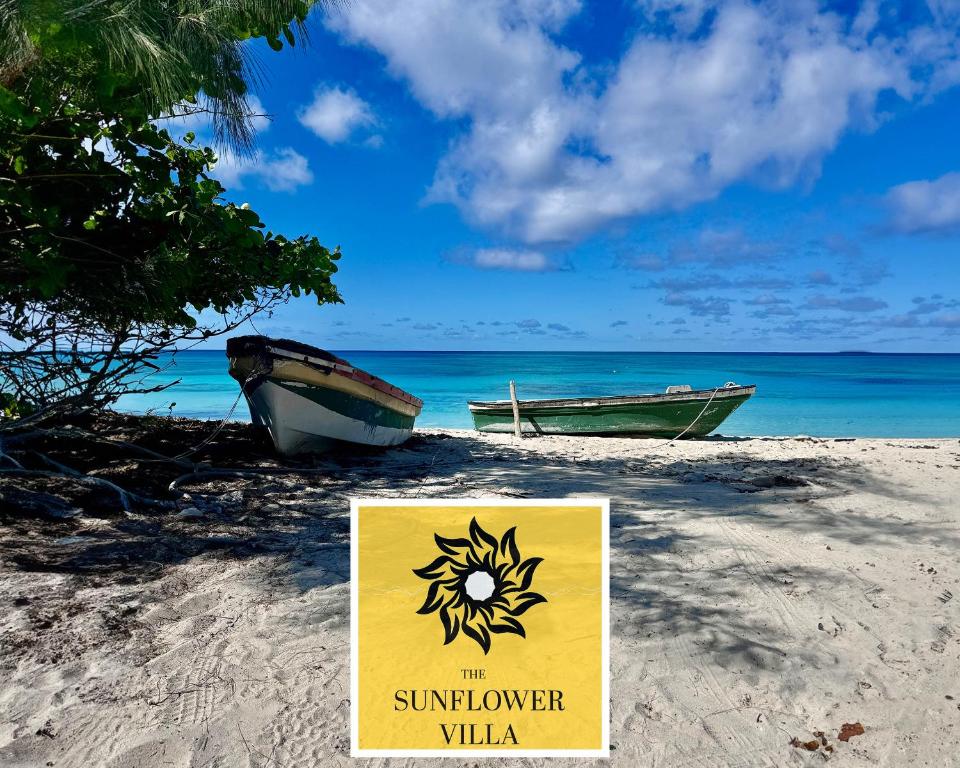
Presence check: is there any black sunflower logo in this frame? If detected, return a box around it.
[413,517,547,654]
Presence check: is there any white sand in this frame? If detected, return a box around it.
[1,432,959,766]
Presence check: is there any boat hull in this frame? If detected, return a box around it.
[468,386,754,438]
[227,337,421,454]
[244,377,415,454]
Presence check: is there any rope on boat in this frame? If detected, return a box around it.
[648,385,723,449]
[169,390,245,461]
[170,364,266,461]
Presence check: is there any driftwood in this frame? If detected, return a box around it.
[168,466,338,493]
[16,427,198,469]
[0,412,470,520]
[0,468,173,511]
[0,416,210,515]
[0,414,344,517]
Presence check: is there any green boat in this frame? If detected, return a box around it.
[467,383,755,438]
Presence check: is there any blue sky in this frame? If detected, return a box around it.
[190,0,960,352]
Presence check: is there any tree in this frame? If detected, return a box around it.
[1,0,317,151]
[0,0,341,424]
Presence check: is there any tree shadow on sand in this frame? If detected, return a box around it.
[2,424,949,678]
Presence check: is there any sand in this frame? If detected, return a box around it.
[1,431,959,766]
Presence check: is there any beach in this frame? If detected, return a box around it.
[6,1,960,765]
[1,426,958,767]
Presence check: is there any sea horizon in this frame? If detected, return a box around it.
[199,347,960,355]
[117,349,960,438]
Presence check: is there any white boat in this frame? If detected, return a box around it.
[226,336,422,454]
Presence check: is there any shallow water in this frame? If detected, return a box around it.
[115,350,960,437]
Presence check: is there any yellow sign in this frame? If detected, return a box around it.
[351,498,609,757]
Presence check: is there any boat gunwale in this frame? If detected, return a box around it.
[265,347,423,409]
[466,385,756,411]
[229,337,423,410]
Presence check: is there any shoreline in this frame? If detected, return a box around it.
[1,419,959,765]
[116,413,960,441]
[424,427,960,439]
[113,349,960,440]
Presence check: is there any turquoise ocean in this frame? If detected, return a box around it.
[116,351,960,438]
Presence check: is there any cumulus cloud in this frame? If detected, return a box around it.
[618,229,782,275]
[662,292,731,319]
[885,172,960,234]
[453,247,568,272]
[298,86,378,144]
[804,235,888,292]
[212,147,314,192]
[163,94,313,193]
[750,304,796,318]
[648,274,722,292]
[804,294,888,312]
[807,270,835,286]
[648,273,789,292]
[908,295,960,315]
[746,293,790,306]
[327,1,959,243]
[669,228,781,267]
[623,222,894,328]
[821,232,862,259]
[880,309,960,331]
[930,312,960,328]
[845,261,890,289]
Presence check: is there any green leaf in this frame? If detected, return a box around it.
[0,0,343,413]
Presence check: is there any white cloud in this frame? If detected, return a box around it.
[463,247,559,271]
[328,0,960,244]
[259,148,314,191]
[298,86,377,143]
[615,228,780,274]
[328,1,580,119]
[670,228,779,266]
[930,312,960,328]
[804,294,888,312]
[212,147,313,192]
[886,172,960,234]
[159,94,311,193]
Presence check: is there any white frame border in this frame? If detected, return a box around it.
[350,497,611,759]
